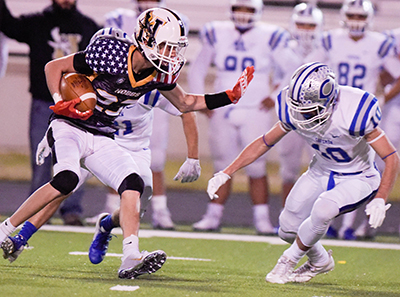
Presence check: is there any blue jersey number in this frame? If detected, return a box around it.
[114,120,133,136]
[224,56,254,71]
[311,144,352,163]
[337,62,366,89]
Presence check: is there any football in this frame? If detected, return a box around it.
[59,73,97,112]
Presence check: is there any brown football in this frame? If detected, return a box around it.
[60,73,97,112]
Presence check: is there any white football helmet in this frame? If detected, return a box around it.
[132,0,166,13]
[230,0,263,30]
[287,62,338,131]
[134,8,188,75]
[290,3,323,51]
[340,0,374,37]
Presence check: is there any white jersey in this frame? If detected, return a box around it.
[114,91,181,152]
[189,21,299,108]
[309,28,400,94]
[276,85,381,173]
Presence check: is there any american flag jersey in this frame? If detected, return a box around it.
[53,35,179,137]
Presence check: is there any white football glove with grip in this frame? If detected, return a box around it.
[36,135,51,166]
[365,198,391,229]
[173,158,201,183]
[207,171,231,200]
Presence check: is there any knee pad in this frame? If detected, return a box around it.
[118,173,144,196]
[278,228,296,244]
[50,170,79,195]
[310,198,339,229]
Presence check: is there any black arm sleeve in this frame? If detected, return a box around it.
[0,0,32,43]
[73,52,94,75]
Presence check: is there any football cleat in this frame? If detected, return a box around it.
[292,250,334,283]
[1,235,26,263]
[118,250,167,279]
[152,209,175,230]
[192,215,220,232]
[89,213,112,264]
[266,255,296,284]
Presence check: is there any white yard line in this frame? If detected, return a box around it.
[40,224,400,250]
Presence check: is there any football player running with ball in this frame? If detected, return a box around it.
[206,62,399,284]
[0,8,254,279]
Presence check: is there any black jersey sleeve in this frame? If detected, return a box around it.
[73,52,94,75]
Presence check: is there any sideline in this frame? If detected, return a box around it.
[40,224,400,250]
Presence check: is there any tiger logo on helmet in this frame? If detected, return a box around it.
[134,8,188,75]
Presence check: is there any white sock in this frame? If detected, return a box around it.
[0,218,17,243]
[305,242,330,266]
[122,234,140,258]
[283,240,307,264]
[206,203,224,219]
[152,195,168,212]
[104,193,120,214]
[253,204,271,221]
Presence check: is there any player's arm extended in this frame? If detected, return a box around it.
[207,122,288,199]
[223,122,287,176]
[160,66,254,113]
[365,127,400,202]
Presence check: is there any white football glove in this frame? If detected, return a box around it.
[365,198,391,229]
[36,135,51,166]
[173,158,201,183]
[207,171,231,200]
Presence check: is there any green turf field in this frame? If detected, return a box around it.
[1,229,400,297]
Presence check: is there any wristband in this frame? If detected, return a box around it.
[262,134,275,148]
[52,93,63,103]
[205,92,232,110]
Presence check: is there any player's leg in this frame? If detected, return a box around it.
[290,172,380,283]
[193,107,236,231]
[241,108,274,234]
[86,138,165,278]
[0,120,84,247]
[149,109,173,229]
[266,167,326,284]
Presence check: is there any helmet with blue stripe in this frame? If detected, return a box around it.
[287,62,338,131]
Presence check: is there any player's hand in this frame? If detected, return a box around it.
[207,171,231,200]
[50,98,93,120]
[36,134,51,166]
[173,158,201,183]
[365,198,391,229]
[226,66,255,104]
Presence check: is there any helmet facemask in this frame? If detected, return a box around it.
[290,3,323,56]
[340,0,374,38]
[288,63,338,131]
[230,0,263,30]
[135,8,188,75]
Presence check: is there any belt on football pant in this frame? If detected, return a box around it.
[327,170,363,191]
